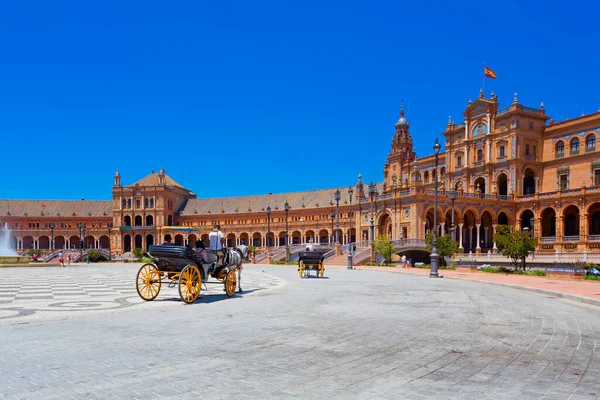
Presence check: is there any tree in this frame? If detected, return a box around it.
[373,235,394,265]
[493,225,537,271]
[132,248,144,261]
[87,249,101,262]
[425,233,457,267]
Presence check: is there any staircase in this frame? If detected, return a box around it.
[324,254,351,266]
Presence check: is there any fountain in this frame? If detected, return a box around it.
[0,223,17,256]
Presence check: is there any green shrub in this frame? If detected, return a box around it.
[87,249,101,262]
[481,266,500,273]
[585,275,600,281]
[132,248,144,261]
[527,270,546,276]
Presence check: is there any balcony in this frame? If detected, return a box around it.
[540,237,556,243]
[497,156,506,162]
[120,225,155,231]
[563,235,580,242]
[589,235,600,241]
[524,155,538,161]
[570,149,579,156]
[473,160,483,167]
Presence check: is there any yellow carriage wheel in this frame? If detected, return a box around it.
[136,263,161,301]
[225,270,237,297]
[178,265,201,304]
[298,261,305,278]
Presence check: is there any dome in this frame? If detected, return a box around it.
[395,101,409,127]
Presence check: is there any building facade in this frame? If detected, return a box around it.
[2,92,600,257]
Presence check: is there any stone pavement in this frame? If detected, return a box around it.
[1,263,600,399]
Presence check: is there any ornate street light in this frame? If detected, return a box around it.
[266,206,271,248]
[329,210,335,244]
[334,189,341,244]
[284,201,290,262]
[347,186,354,270]
[368,182,376,242]
[430,137,442,278]
[77,222,84,258]
[448,190,457,242]
[49,222,55,252]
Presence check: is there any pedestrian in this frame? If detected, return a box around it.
[67,254,72,265]
[352,245,356,256]
[58,251,64,267]
[401,254,407,268]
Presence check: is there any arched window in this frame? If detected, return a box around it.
[472,123,488,137]
[555,141,564,158]
[457,155,462,167]
[440,167,446,180]
[586,134,596,151]
[423,171,430,183]
[570,138,580,155]
[477,149,483,161]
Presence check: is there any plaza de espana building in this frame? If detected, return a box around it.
[2,91,600,259]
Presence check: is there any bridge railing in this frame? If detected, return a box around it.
[353,248,372,265]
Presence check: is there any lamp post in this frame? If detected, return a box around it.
[329,210,335,244]
[449,190,457,242]
[430,137,442,278]
[284,201,290,262]
[334,189,341,245]
[49,222,55,253]
[368,182,376,242]
[347,187,354,270]
[266,206,271,248]
[529,217,535,240]
[107,223,112,261]
[77,222,84,258]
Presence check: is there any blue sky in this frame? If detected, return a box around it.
[2,0,599,200]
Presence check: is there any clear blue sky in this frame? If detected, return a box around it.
[2,0,599,200]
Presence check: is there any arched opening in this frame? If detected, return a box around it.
[305,230,315,244]
[252,232,262,247]
[440,167,446,181]
[378,214,392,239]
[146,234,154,250]
[167,215,173,226]
[347,228,356,243]
[278,231,286,246]
[497,173,508,196]
[480,211,493,249]
[146,215,154,226]
[319,229,329,244]
[266,232,274,247]
[520,209,534,231]
[39,236,50,249]
[84,235,94,249]
[55,236,66,249]
[523,168,535,195]
[588,203,600,238]
[540,208,556,240]
[423,170,429,184]
[227,233,236,247]
[163,234,172,244]
[498,212,509,226]
[123,235,131,252]
[563,205,580,238]
[135,234,143,249]
[99,235,110,249]
[134,216,142,226]
[462,210,477,251]
[474,177,486,194]
[555,141,565,157]
[69,236,79,249]
[174,234,184,246]
[23,236,33,249]
[291,230,301,244]
[586,134,596,151]
[123,216,131,226]
[239,232,249,246]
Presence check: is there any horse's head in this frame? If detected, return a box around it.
[236,245,248,258]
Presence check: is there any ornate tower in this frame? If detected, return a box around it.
[114,169,121,187]
[384,102,416,191]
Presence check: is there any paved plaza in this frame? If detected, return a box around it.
[1,263,600,399]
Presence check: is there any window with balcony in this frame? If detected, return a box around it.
[476,149,483,164]
[136,199,141,209]
[559,174,568,190]
[570,138,579,155]
[587,134,596,152]
[555,141,564,158]
[127,199,132,208]
[144,198,149,208]
[499,146,505,157]
[457,155,462,167]
[150,198,155,208]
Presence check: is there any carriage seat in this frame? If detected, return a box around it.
[298,251,324,265]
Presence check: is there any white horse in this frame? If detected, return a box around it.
[224,245,248,293]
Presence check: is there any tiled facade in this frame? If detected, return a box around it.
[2,92,600,256]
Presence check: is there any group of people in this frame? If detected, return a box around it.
[162,225,226,265]
[56,252,72,267]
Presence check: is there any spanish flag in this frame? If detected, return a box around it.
[484,66,496,79]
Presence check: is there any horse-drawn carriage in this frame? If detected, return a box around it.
[297,249,325,278]
[136,228,247,304]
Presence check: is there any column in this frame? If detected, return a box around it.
[458,223,464,248]
[423,221,427,238]
[476,223,481,252]
[492,225,497,251]
[581,213,587,242]
[469,225,474,250]
[465,120,469,140]
[486,139,491,162]
[440,223,445,236]
[464,145,469,167]
[534,177,539,193]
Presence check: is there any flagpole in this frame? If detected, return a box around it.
[482,63,485,96]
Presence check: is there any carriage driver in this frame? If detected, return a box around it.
[209,225,226,265]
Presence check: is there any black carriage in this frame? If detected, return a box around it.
[136,245,240,304]
[297,251,325,278]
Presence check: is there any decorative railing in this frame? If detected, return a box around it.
[473,160,483,167]
[524,155,538,161]
[376,193,392,201]
[454,122,465,128]
[353,248,371,265]
[586,146,596,153]
[497,107,510,115]
[322,249,337,261]
[497,156,507,162]
[522,106,542,113]
[563,235,580,242]
[570,150,579,156]
[589,235,600,241]
[540,237,556,243]
[457,251,600,264]
[498,195,512,201]
[556,152,564,159]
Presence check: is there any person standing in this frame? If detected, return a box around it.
[67,254,72,265]
[209,225,225,264]
[58,251,64,267]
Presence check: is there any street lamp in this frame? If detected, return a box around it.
[329,210,335,244]
[284,201,290,262]
[334,189,341,244]
[430,137,442,278]
[77,222,84,258]
[49,222,55,253]
[107,223,112,261]
[368,182,376,242]
[347,187,354,270]
[529,217,534,238]
[266,206,271,248]
[448,190,457,242]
